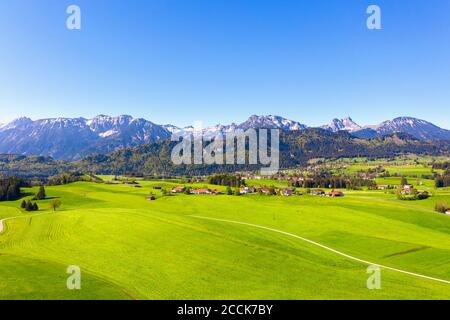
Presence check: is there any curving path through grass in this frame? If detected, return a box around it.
[0,211,55,234]
[190,215,450,285]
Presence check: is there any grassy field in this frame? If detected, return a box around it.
[309,155,448,177]
[1,179,450,300]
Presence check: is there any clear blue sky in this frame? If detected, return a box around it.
[0,0,449,128]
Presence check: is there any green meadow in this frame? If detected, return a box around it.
[315,155,449,177]
[1,179,450,300]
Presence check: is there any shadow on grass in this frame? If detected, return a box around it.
[19,192,34,199]
[43,197,61,200]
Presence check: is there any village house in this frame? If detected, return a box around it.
[328,190,344,197]
[191,188,212,195]
[311,189,325,196]
[445,210,450,216]
[377,184,389,190]
[261,187,271,195]
[212,189,224,195]
[239,172,253,180]
[171,186,186,193]
[280,188,295,196]
[400,184,415,195]
[239,186,254,194]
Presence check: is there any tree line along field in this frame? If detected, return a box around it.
[0,175,450,300]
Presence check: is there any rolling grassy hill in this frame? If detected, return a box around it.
[1,181,450,299]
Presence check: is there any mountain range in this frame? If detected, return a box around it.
[0,115,171,160]
[321,116,450,140]
[0,114,449,160]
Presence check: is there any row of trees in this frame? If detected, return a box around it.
[435,175,450,188]
[16,185,61,212]
[21,200,39,211]
[295,176,376,189]
[20,198,61,212]
[208,174,245,187]
[432,162,450,170]
[47,172,84,186]
[0,177,23,201]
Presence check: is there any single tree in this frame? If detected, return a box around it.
[49,199,62,211]
[35,186,46,200]
[401,177,408,186]
[25,200,33,212]
[20,200,27,209]
[269,186,276,196]
[32,202,39,211]
[435,201,449,213]
[226,186,233,195]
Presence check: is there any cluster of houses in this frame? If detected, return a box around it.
[171,186,223,195]
[399,184,428,197]
[238,186,297,196]
[168,185,348,197]
[240,173,314,183]
[377,184,428,196]
[310,189,345,197]
[170,185,298,196]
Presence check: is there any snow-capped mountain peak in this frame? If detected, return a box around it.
[168,115,306,139]
[322,117,362,132]
[1,117,33,130]
[87,114,135,132]
[367,117,450,140]
[238,115,307,131]
[0,115,171,160]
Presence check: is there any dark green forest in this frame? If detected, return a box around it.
[0,177,23,201]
